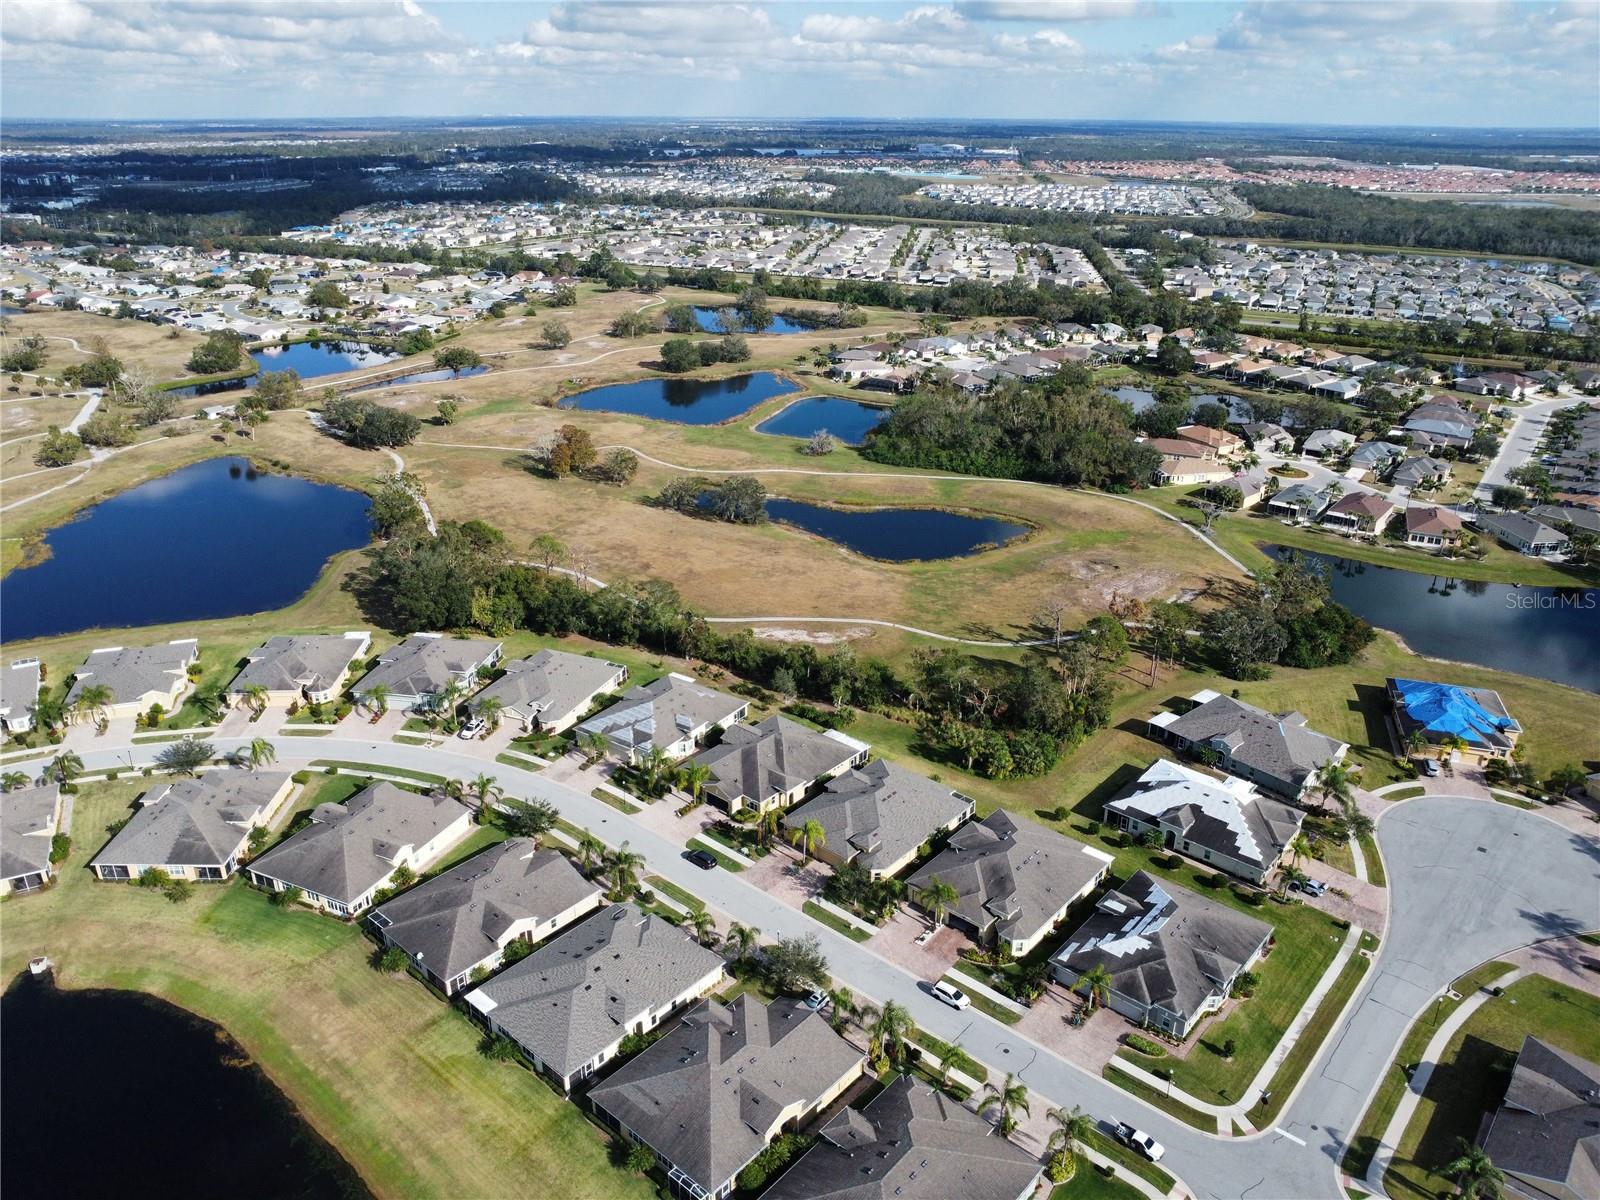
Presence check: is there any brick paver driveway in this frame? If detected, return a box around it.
[868,908,964,981]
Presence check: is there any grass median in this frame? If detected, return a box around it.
[802,900,872,943]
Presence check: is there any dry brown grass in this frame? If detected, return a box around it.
[2,309,208,380]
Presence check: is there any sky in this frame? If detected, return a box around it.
[3,0,1597,128]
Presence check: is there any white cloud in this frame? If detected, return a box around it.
[956,0,1153,20]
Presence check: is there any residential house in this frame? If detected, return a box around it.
[1144,436,1217,462]
[352,633,503,711]
[1387,677,1521,764]
[1175,424,1244,459]
[782,759,974,881]
[1222,467,1276,509]
[370,839,603,995]
[1322,490,1397,534]
[1479,1037,1600,1200]
[1404,505,1465,548]
[1155,457,1234,486]
[906,811,1113,957]
[247,782,473,916]
[590,996,864,1200]
[1105,759,1304,886]
[91,771,295,883]
[1050,871,1271,1038]
[1348,440,1406,478]
[66,639,198,720]
[1150,689,1349,800]
[1302,429,1356,458]
[766,1076,1045,1200]
[1529,503,1600,536]
[472,649,628,734]
[1473,512,1572,557]
[1,783,63,895]
[576,674,748,764]
[1266,483,1332,523]
[1392,456,1452,491]
[1,657,42,735]
[227,632,372,707]
[690,716,867,815]
[464,904,726,1092]
[1240,422,1293,453]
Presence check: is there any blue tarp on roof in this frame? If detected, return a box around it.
[1393,678,1519,746]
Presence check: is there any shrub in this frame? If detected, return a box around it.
[325,766,339,775]
[1222,1038,1237,1059]
[378,946,409,973]
[1234,970,1260,997]
[49,834,72,864]
[1125,1033,1167,1057]
[291,770,311,784]
[623,1144,655,1175]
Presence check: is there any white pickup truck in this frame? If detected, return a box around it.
[1112,1122,1166,1162]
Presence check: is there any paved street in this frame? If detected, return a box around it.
[1474,395,1570,500]
[51,738,1600,1200]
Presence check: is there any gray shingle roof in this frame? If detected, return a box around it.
[370,839,600,983]
[906,810,1112,945]
[1107,759,1302,875]
[766,1076,1044,1200]
[353,634,501,700]
[230,634,369,696]
[468,904,725,1080]
[249,782,470,905]
[1052,871,1271,1025]
[589,995,863,1193]
[67,640,197,707]
[577,674,745,755]
[692,716,860,809]
[1160,693,1346,793]
[92,770,291,870]
[472,649,625,723]
[0,658,41,727]
[782,759,971,874]
[1481,1036,1600,1200]
[1,783,59,882]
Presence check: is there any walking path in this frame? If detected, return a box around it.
[378,445,436,535]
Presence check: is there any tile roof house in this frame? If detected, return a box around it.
[1388,677,1521,763]
[67,639,198,719]
[471,649,628,734]
[690,716,868,814]
[1478,1036,1600,1200]
[1322,490,1397,534]
[1106,759,1304,886]
[1,783,63,895]
[247,782,473,916]
[577,673,748,764]
[766,1076,1044,1200]
[370,839,603,994]
[1051,871,1272,1038]
[466,904,726,1092]
[227,632,372,707]
[1150,690,1349,799]
[92,771,295,883]
[590,995,864,1200]
[351,634,502,711]
[1,657,42,734]
[1405,505,1465,547]
[1472,512,1572,558]
[783,759,974,881]
[906,810,1113,956]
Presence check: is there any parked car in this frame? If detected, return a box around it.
[803,990,826,1011]
[1422,758,1441,777]
[931,979,971,1010]
[1302,878,1327,898]
[458,717,487,740]
[1112,1122,1166,1162]
[685,848,718,871]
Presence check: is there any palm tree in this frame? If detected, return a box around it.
[241,684,269,717]
[471,773,502,809]
[758,807,781,849]
[576,829,606,874]
[1046,1105,1093,1162]
[689,910,718,948]
[188,687,225,725]
[32,694,66,734]
[1438,733,1468,765]
[981,1072,1030,1138]
[246,738,276,768]
[366,683,390,718]
[726,922,760,963]
[2,770,29,791]
[1287,833,1312,869]
[1315,760,1358,812]
[826,986,855,1031]
[1074,962,1113,1015]
[74,683,113,725]
[578,731,610,766]
[917,875,960,927]
[677,760,713,801]
[1405,728,1429,759]
[1442,1140,1504,1200]
[48,750,84,786]
[873,1000,915,1065]
[639,745,672,792]
[475,696,505,733]
[606,842,645,899]
[438,778,466,803]
[787,818,826,864]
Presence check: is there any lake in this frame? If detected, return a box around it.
[565,372,799,425]
[1,457,372,642]
[766,498,1029,561]
[1264,546,1600,692]
[348,364,489,393]
[689,306,815,335]
[166,341,399,398]
[1,971,371,1200]
[1112,386,1256,424]
[754,396,890,445]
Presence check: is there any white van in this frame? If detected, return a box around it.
[931,979,971,1010]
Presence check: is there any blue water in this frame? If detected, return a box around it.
[689,307,815,335]
[348,365,489,392]
[1,458,372,641]
[754,397,890,445]
[1264,546,1600,692]
[167,341,399,397]
[565,372,799,425]
[766,499,1028,561]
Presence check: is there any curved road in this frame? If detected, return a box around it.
[36,734,1599,1200]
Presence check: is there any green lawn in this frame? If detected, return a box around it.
[685,838,746,872]
[909,1029,989,1084]
[1386,974,1600,1200]
[646,875,706,913]
[310,761,446,785]
[1052,1166,1147,1200]
[1082,1129,1176,1193]
[803,900,872,942]
[0,781,651,1200]
[1341,960,1518,1178]
[1102,1065,1216,1131]
[1257,939,1375,1125]
[1357,829,1387,887]
[590,787,641,815]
